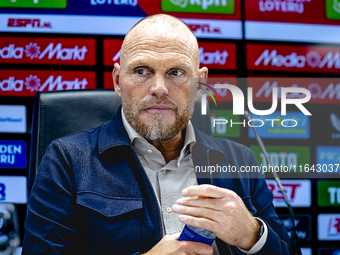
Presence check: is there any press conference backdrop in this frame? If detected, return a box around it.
[0,0,340,254]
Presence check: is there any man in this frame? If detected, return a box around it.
[22,14,291,254]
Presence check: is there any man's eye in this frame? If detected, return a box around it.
[170,70,184,76]
[136,69,147,75]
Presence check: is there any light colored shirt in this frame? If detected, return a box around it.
[121,109,267,254]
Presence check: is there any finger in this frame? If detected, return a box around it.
[178,215,218,234]
[172,204,220,221]
[176,197,223,211]
[191,242,214,255]
[179,241,213,255]
[182,184,227,199]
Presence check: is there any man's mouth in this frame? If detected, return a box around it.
[144,105,173,113]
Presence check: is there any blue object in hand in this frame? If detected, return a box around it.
[178,225,216,245]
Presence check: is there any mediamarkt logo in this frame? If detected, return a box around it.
[0,42,87,61]
[198,42,236,69]
[0,75,88,92]
[199,47,228,65]
[0,37,95,65]
[255,49,340,70]
[247,44,340,73]
[0,70,96,96]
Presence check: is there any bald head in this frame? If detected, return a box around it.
[125,14,196,39]
[120,14,200,69]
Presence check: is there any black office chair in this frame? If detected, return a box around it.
[28,89,212,195]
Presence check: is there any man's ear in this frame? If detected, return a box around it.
[112,63,122,98]
[195,66,208,102]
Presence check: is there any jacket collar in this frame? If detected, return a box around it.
[98,105,131,154]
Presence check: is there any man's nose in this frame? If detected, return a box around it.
[149,73,169,97]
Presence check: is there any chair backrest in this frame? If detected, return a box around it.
[28,89,211,194]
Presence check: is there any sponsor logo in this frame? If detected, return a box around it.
[250,146,310,171]
[266,179,311,207]
[318,181,340,206]
[0,37,95,65]
[200,46,228,65]
[279,214,311,240]
[247,44,340,73]
[210,110,240,137]
[330,113,340,139]
[7,18,52,28]
[188,23,222,35]
[198,43,235,70]
[0,176,27,204]
[161,0,235,14]
[0,140,26,169]
[0,70,96,97]
[326,0,340,20]
[255,49,339,69]
[316,146,340,166]
[259,0,311,14]
[318,214,340,240]
[90,0,137,6]
[0,105,26,133]
[3,75,87,92]
[0,0,66,8]
[248,111,310,139]
[248,77,340,104]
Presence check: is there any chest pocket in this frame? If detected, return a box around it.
[77,191,143,255]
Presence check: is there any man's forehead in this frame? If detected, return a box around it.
[124,57,194,71]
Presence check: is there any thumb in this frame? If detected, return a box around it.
[168,232,181,240]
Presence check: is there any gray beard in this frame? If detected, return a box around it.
[122,95,190,141]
